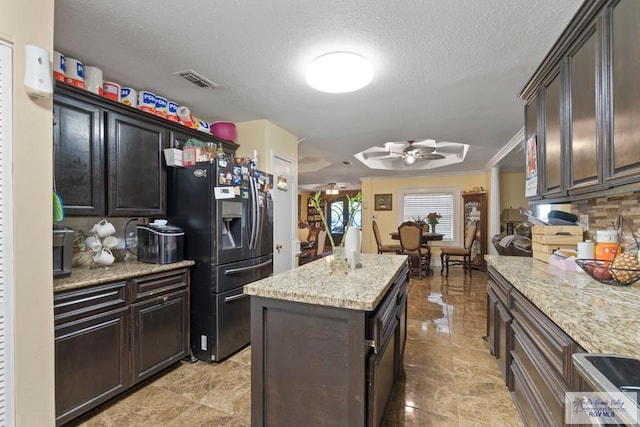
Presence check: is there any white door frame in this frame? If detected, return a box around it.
[271,151,297,274]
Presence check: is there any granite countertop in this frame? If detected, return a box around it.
[244,254,408,311]
[53,260,195,293]
[486,255,640,359]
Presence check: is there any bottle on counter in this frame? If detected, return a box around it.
[125,231,137,262]
[217,142,227,167]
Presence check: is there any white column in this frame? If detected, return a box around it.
[489,167,501,255]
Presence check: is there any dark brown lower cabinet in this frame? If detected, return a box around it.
[486,266,585,427]
[54,282,129,426]
[54,268,189,426]
[251,263,409,427]
[486,269,513,389]
[131,289,188,383]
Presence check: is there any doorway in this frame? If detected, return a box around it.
[271,153,296,274]
[328,194,362,247]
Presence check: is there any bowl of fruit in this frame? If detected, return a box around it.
[576,252,640,286]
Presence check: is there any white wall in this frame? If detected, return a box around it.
[1,1,56,425]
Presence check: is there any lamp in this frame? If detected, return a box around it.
[306,51,373,93]
[501,207,522,235]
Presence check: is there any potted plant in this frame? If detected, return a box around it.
[309,191,362,273]
[427,212,441,233]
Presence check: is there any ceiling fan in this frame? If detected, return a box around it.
[362,139,447,165]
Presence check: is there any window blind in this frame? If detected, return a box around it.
[0,41,14,427]
[402,193,454,240]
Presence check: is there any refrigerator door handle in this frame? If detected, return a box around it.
[224,258,273,275]
[253,176,261,250]
[249,177,258,250]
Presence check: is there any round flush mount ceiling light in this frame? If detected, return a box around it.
[305,51,373,93]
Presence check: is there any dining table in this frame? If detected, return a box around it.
[389,231,444,245]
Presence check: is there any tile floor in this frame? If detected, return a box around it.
[71,269,523,427]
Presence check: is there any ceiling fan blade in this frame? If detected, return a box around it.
[411,139,436,148]
[420,152,446,160]
[363,151,401,160]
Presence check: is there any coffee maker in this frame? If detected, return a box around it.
[53,225,73,278]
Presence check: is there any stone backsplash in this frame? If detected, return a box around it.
[572,191,640,251]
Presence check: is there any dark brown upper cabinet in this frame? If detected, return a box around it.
[606,0,640,185]
[106,112,169,217]
[540,69,565,198]
[567,23,603,194]
[54,82,237,216]
[520,0,640,203]
[53,95,105,215]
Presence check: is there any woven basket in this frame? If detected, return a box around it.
[575,216,640,286]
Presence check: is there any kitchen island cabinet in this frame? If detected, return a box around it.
[244,254,409,427]
[485,255,640,427]
[54,261,193,426]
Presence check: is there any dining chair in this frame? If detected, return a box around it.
[298,222,314,258]
[397,221,430,278]
[440,222,477,277]
[372,220,401,254]
[315,230,327,258]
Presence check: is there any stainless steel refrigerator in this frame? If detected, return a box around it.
[168,162,273,361]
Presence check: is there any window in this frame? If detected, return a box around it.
[400,188,460,243]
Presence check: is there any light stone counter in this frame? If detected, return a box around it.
[486,255,640,359]
[53,260,195,293]
[244,253,408,311]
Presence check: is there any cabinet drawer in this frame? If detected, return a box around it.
[510,288,579,384]
[487,267,511,305]
[131,268,187,302]
[54,281,127,326]
[368,274,407,353]
[512,319,568,425]
[511,356,555,427]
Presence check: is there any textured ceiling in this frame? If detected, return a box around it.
[54,0,583,190]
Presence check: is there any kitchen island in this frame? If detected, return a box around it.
[244,253,409,427]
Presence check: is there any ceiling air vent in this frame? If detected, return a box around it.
[173,69,219,89]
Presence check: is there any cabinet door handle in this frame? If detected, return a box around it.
[162,296,169,303]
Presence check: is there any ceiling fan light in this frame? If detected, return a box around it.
[326,188,339,195]
[403,153,417,166]
[306,51,373,93]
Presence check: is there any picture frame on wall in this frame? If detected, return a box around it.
[374,194,392,211]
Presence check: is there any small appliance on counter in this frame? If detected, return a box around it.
[137,219,184,264]
[53,225,74,278]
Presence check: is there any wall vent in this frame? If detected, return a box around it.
[173,69,218,89]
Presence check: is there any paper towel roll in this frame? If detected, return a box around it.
[138,90,156,113]
[344,227,362,268]
[64,57,84,88]
[120,87,137,107]
[167,101,179,122]
[103,81,121,101]
[83,66,103,95]
[577,241,595,260]
[155,96,168,118]
[177,106,194,127]
[53,51,65,82]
